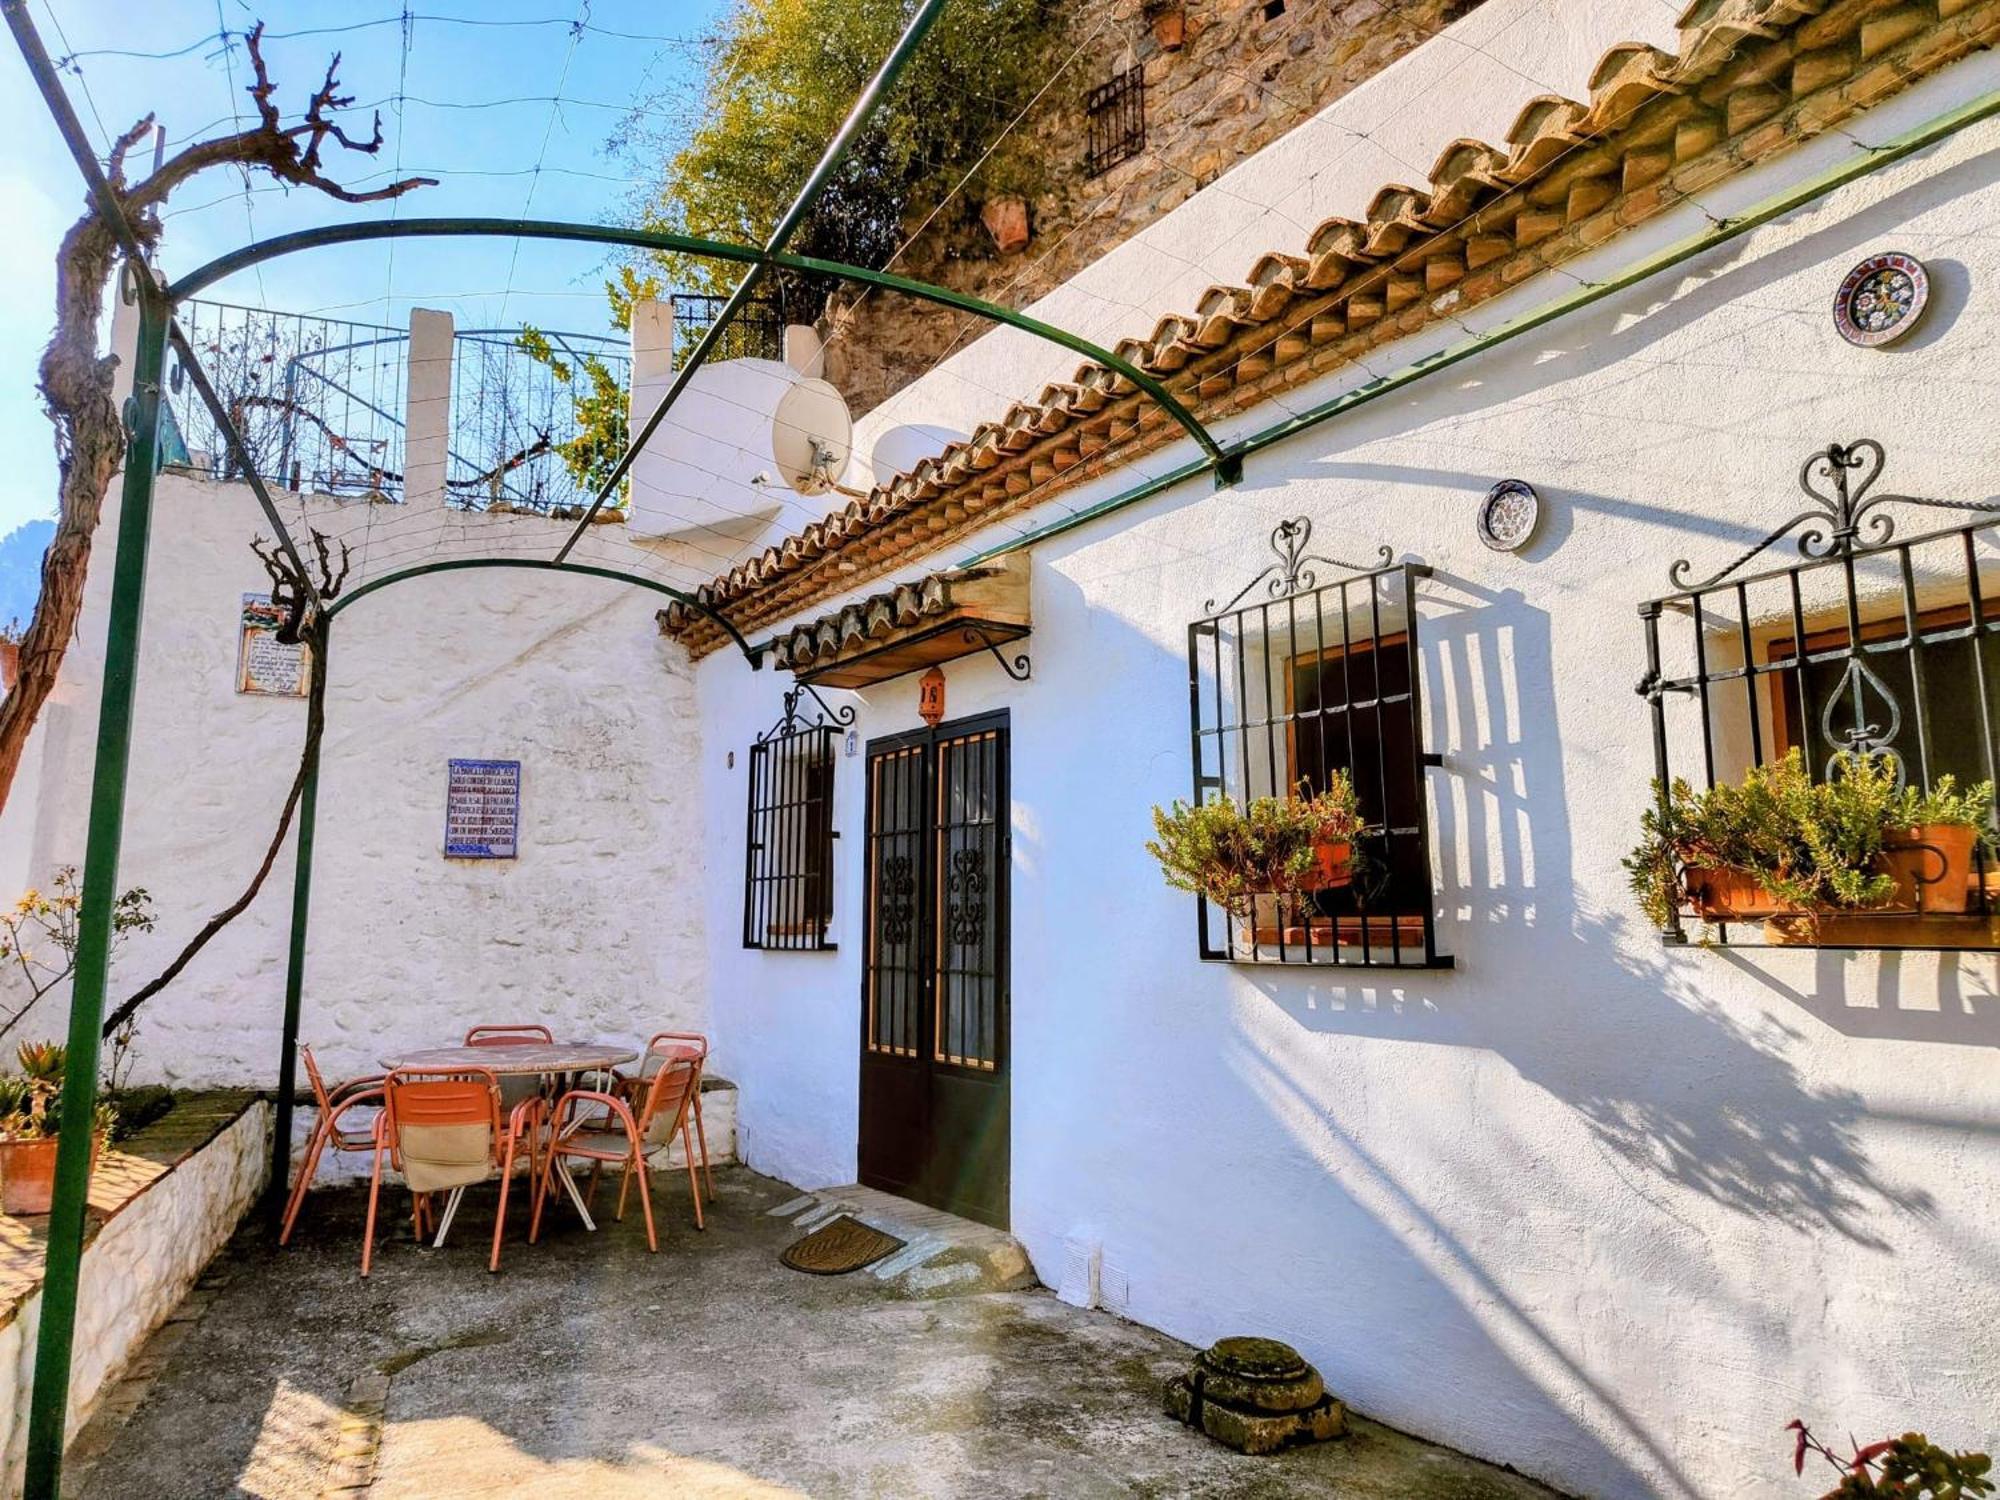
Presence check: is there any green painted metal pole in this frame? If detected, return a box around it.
[957,81,2000,567]
[269,625,327,1216]
[554,0,955,560]
[166,221,1223,469]
[23,285,167,1500]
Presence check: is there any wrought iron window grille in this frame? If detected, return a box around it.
[1186,517,1451,968]
[1086,64,1146,179]
[1636,438,2000,950]
[743,685,853,951]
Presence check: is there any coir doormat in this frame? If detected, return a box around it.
[780,1213,906,1275]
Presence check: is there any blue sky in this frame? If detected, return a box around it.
[0,0,734,535]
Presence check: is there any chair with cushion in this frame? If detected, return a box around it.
[362,1066,541,1276]
[532,1048,705,1253]
[280,1044,384,1246]
[614,1031,713,1200]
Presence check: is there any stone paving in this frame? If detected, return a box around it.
[71,1166,1566,1498]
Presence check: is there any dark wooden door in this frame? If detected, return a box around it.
[858,711,1010,1228]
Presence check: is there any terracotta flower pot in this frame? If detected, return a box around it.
[0,1137,61,1216]
[979,196,1030,255]
[1879,823,1978,914]
[1295,839,1354,892]
[1683,865,1799,920]
[1149,4,1186,50]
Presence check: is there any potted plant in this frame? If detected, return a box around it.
[1626,751,1995,934]
[0,1042,113,1217]
[1144,0,1187,51]
[1148,775,1365,939]
[1879,773,1994,914]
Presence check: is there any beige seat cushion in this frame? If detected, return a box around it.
[398,1122,492,1192]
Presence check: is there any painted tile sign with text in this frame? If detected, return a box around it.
[444,759,521,859]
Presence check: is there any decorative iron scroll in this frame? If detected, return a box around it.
[960,625,1031,681]
[755,682,856,744]
[1204,516,1394,615]
[1668,439,2000,591]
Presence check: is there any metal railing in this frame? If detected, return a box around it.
[1186,519,1448,968]
[447,329,631,515]
[166,301,408,498]
[670,292,784,366]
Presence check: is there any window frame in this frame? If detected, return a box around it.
[1185,535,1449,969]
[1634,439,2000,951]
[742,695,842,952]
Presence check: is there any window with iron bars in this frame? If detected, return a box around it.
[1185,520,1450,967]
[1086,64,1146,178]
[743,690,847,951]
[1636,439,2000,950]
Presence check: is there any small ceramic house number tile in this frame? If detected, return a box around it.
[1476,479,1541,553]
[1833,252,1929,347]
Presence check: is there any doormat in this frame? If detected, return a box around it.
[780,1214,906,1275]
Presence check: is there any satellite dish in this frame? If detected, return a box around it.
[868,423,965,490]
[771,378,853,496]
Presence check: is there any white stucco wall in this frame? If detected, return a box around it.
[699,24,2000,1500]
[0,471,711,1088]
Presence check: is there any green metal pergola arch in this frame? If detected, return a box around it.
[0,1,1242,1492]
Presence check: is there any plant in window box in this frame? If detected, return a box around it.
[0,1041,114,1217]
[1147,776,1365,934]
[1878,774,1995,915]
[1625,751,1994,934]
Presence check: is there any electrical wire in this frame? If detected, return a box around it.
[52,12,714,65]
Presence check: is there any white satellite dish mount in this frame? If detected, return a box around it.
[768,378,863,499]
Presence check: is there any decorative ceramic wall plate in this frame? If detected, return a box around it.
[1833,252,1928,347]
[1477,479,1541,552]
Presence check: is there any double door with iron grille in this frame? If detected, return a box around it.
[857,711,1010,1228]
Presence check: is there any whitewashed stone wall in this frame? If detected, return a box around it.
[699,10,2000,1500]
[0,1099,270,1496]
[0,470,712,1088]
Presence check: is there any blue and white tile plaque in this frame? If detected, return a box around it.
[444,759,520,859]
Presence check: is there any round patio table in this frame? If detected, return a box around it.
[379,1042,636,1075]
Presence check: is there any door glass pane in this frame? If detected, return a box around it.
[866,747,924,1056]
[934,731,1000,1070]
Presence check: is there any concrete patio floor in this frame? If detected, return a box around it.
[69,1166,1564,1498]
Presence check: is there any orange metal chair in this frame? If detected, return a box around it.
[280,1045,384,1246]
[362,1066,542,1277]
[463,1024,554,1046]
[464,1023,556,1110]
[532,1049,705,1254]
[615,1031,713,1200]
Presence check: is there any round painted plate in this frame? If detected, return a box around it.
[1833,252,1928,347]
[1477,479,1541,552]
